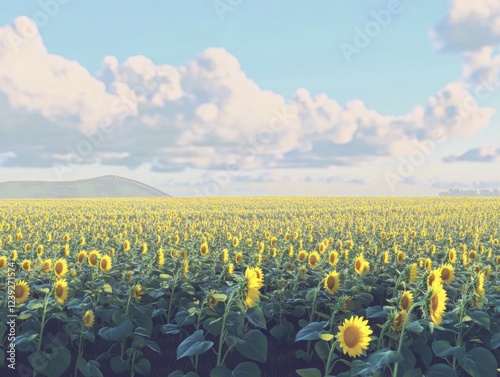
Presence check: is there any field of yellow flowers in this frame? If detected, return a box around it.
[0,197,499,377]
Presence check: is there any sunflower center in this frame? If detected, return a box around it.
[401,296,409,309]
[310,256,317,264]
[431,293,439,312]
[55,263,63,274]
[355,260,362,269]
[15,286,25,298]
[441,269,449,280]
[56,285,64,297]
[101,259,108,269]
[343,326,360,348]
[428,274,436,285]
[327,276,336,290]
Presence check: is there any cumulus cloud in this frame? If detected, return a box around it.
[431,0,500,51]
[443,146,500,163]
[0,16,497,177]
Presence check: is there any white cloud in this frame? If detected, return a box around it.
[0,16,497,178]
[431,0,500,51]
[443,145,500,163]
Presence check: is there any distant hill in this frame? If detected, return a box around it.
[438,188,500,197]
[0,176,170,198]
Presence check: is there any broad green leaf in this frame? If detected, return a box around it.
[29,346,71,377]
[296,368,322,377]
[458,347,498,377]
[176,330,214,359]
[295,321,327,341]
[98,320,133,342]
[235,330,268,363]
[425,364,459,377]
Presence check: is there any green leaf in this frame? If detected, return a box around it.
[235,330,268,363]
[402,369,422,377]
[146,340,161,353]
[368,349,403,369]
[98,320,133,342]
[77,358,104,377]
[134,359,151,376]
[470,311,490,330]
[410,341,432,369]
[295,321,327,341]
[491,333,500,350]
[365,306,388,319]
[458,347,498,377]
[405,320,423,333]
[314,341,330,360]
[296,368,322,377]
[26,300,44,310]
[269,322,294,343]
[176,330,214,359]
[110,356,129,373]
[211,362,260,377]
[425,364,459,377]
[29,346,71,377]
[244,305,267,329]
[432,340,451,356]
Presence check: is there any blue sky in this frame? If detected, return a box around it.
[0,0,499,196]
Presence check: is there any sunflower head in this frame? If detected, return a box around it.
[243,267,262,308]
[427,282,448,325]
[324,271,340,295]
[408,263,419,283]
[54,278,69,305]
[54,258,68,278]
[336,316,373,358]
[440,264,455,284]
[399,291,414,311]
[88,250,101,266]
[83,310,95,328]
[14,280,30,303]
[308,251,320,269]
[132,284,144,302]
[393,310,407,332]
[426,269,442,288]
[0,256,8,269]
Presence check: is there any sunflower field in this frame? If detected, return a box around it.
[0,197,499,377]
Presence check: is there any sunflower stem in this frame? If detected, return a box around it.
[392,302,420,377]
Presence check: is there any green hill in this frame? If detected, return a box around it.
[0,176,170,198]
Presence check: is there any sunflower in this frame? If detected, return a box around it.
[235,252,243,264]
[227,263,234,277]
[157,248,164,267]
[424,258,432,271]
[244,267,261,308]
[427,269,442,288]
[0,256,7,269]
[448,248,457,263]
[328,251,339,267]
[297,250,308,262]
[308,251,320,268]
[41,259,52,273]
[83,310,95,328]
[123,240,131,252]
[287,245,294,258]
[440,264,455,284]
[183,260,189,275]
[393,310,407,332]
[428,282,447,325]
[54,279,69,305]
[354,255,367,275]
[253,267,265,287]
[336,316,373,358]
[11,250,18,262]
[399,291,414,311]
[324,271,340,294]
[14,280,30,303]
[383,251,390,264]
[21,259,32,271]
[222,248,229,263]
[133,284,144,302]
[475,272,485,299]
[54,258,68,278]
[409,263,418,283]
[88,250,101,266]
[100,255,112,272]
[396,252,406,264]
[77,251,88,264]
[232,237,240,248]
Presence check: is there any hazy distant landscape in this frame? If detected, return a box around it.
[0,176,169,198]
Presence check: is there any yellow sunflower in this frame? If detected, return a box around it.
[448,248,457,263]
[397,252,406,264]
[54,278,69,305]
[123,240,131,252]
[88,250,101,266]
[428,282,447,325]
[200,243,209,256]
[308,251,320,268]
[393,310,407,332]
[409,263,418,283]
[336,316,373,358]
[222,248,229,263]
[21,259,32,272]
[427,269,442,288]
[83,310,95,328]
[227,263,235,277]
[41,259,52,273]
[100,255,112,272]
[297,250,308,262]
[133,284,144,302]
[328,251,339,267]
[244,267,261,308]
[383,251,390,264]
[0,256,8,269]
[324,271,340,294]
[424,258,432,271]
[399,291,414,311]
[14,280,30,303]
[354,255,367,275]
[77,251,88,264]
[54,258,68,278]
[440,264,455,284]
